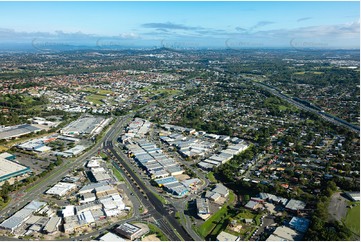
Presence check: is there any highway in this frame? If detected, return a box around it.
[253,81,360,133]
[106,140,194,241]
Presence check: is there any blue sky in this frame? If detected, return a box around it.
[0,1,359,49]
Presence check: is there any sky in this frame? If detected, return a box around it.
[0,1,359,50]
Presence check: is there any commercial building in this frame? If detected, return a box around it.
[78,181,109,194]
[196,198,211,220]
[98,232,126,241]
[0,156,31,182]
[95,185,118,198]
[63,145,87,156]
[212,183,229,197]
[266,226,303,241]
[46,182,77,197]
[80,193,97,204]
[216,231,240,241]
[62,206,75,217]
[0,124,42,140]
[0,152,16,160]
[0,200,46,233]
[43,216,61,234]
[91,167,112,182]
[60,116,105,136]
[115,222,148,240]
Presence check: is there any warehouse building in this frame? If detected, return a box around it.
[98,231,126,241]
[78,181,110,194]
[63,145,87,156]
[60,116,105,136]
[91,167,112,182]
[0,124,42,140]
[196,198,211,220]
[43,216,61,234]
[0,156,31,182]
[115,222,148,240]
[46,182,77,197]
[0,152,16,160]
[0,200,46,233]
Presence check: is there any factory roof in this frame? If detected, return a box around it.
[61,116,104,135]
[98,232,126,241]
[0,157,30,182]
[79,181,109,194]
[46,182,76,196]
[0,124,42,140]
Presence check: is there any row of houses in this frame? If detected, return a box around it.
[244,193,306,213]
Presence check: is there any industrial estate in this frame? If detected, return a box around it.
[0,1,360,241]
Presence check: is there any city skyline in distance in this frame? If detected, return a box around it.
[0,1,359,51]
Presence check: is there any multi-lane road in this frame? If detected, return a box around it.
[104,129,195,241]
[253,81,360,133]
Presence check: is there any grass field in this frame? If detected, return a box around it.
[206,172,217,183]
[344,203,360,235]
[0,145,8,152]
[278,105,288,111]
[85,94,106,105]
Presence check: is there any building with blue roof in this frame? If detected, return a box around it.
[289,217,310,233]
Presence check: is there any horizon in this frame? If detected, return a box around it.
[0,1,359,51]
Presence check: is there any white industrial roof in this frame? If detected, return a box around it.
[46,182,76,196]
[0,157,29,178]
[98,232,126,241]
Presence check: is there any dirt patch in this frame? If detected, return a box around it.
[328,192,348,221]
[174,174,190,181]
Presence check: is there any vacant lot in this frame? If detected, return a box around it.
[328,192,348,221]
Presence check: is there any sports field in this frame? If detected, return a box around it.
[345,203,360,235]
